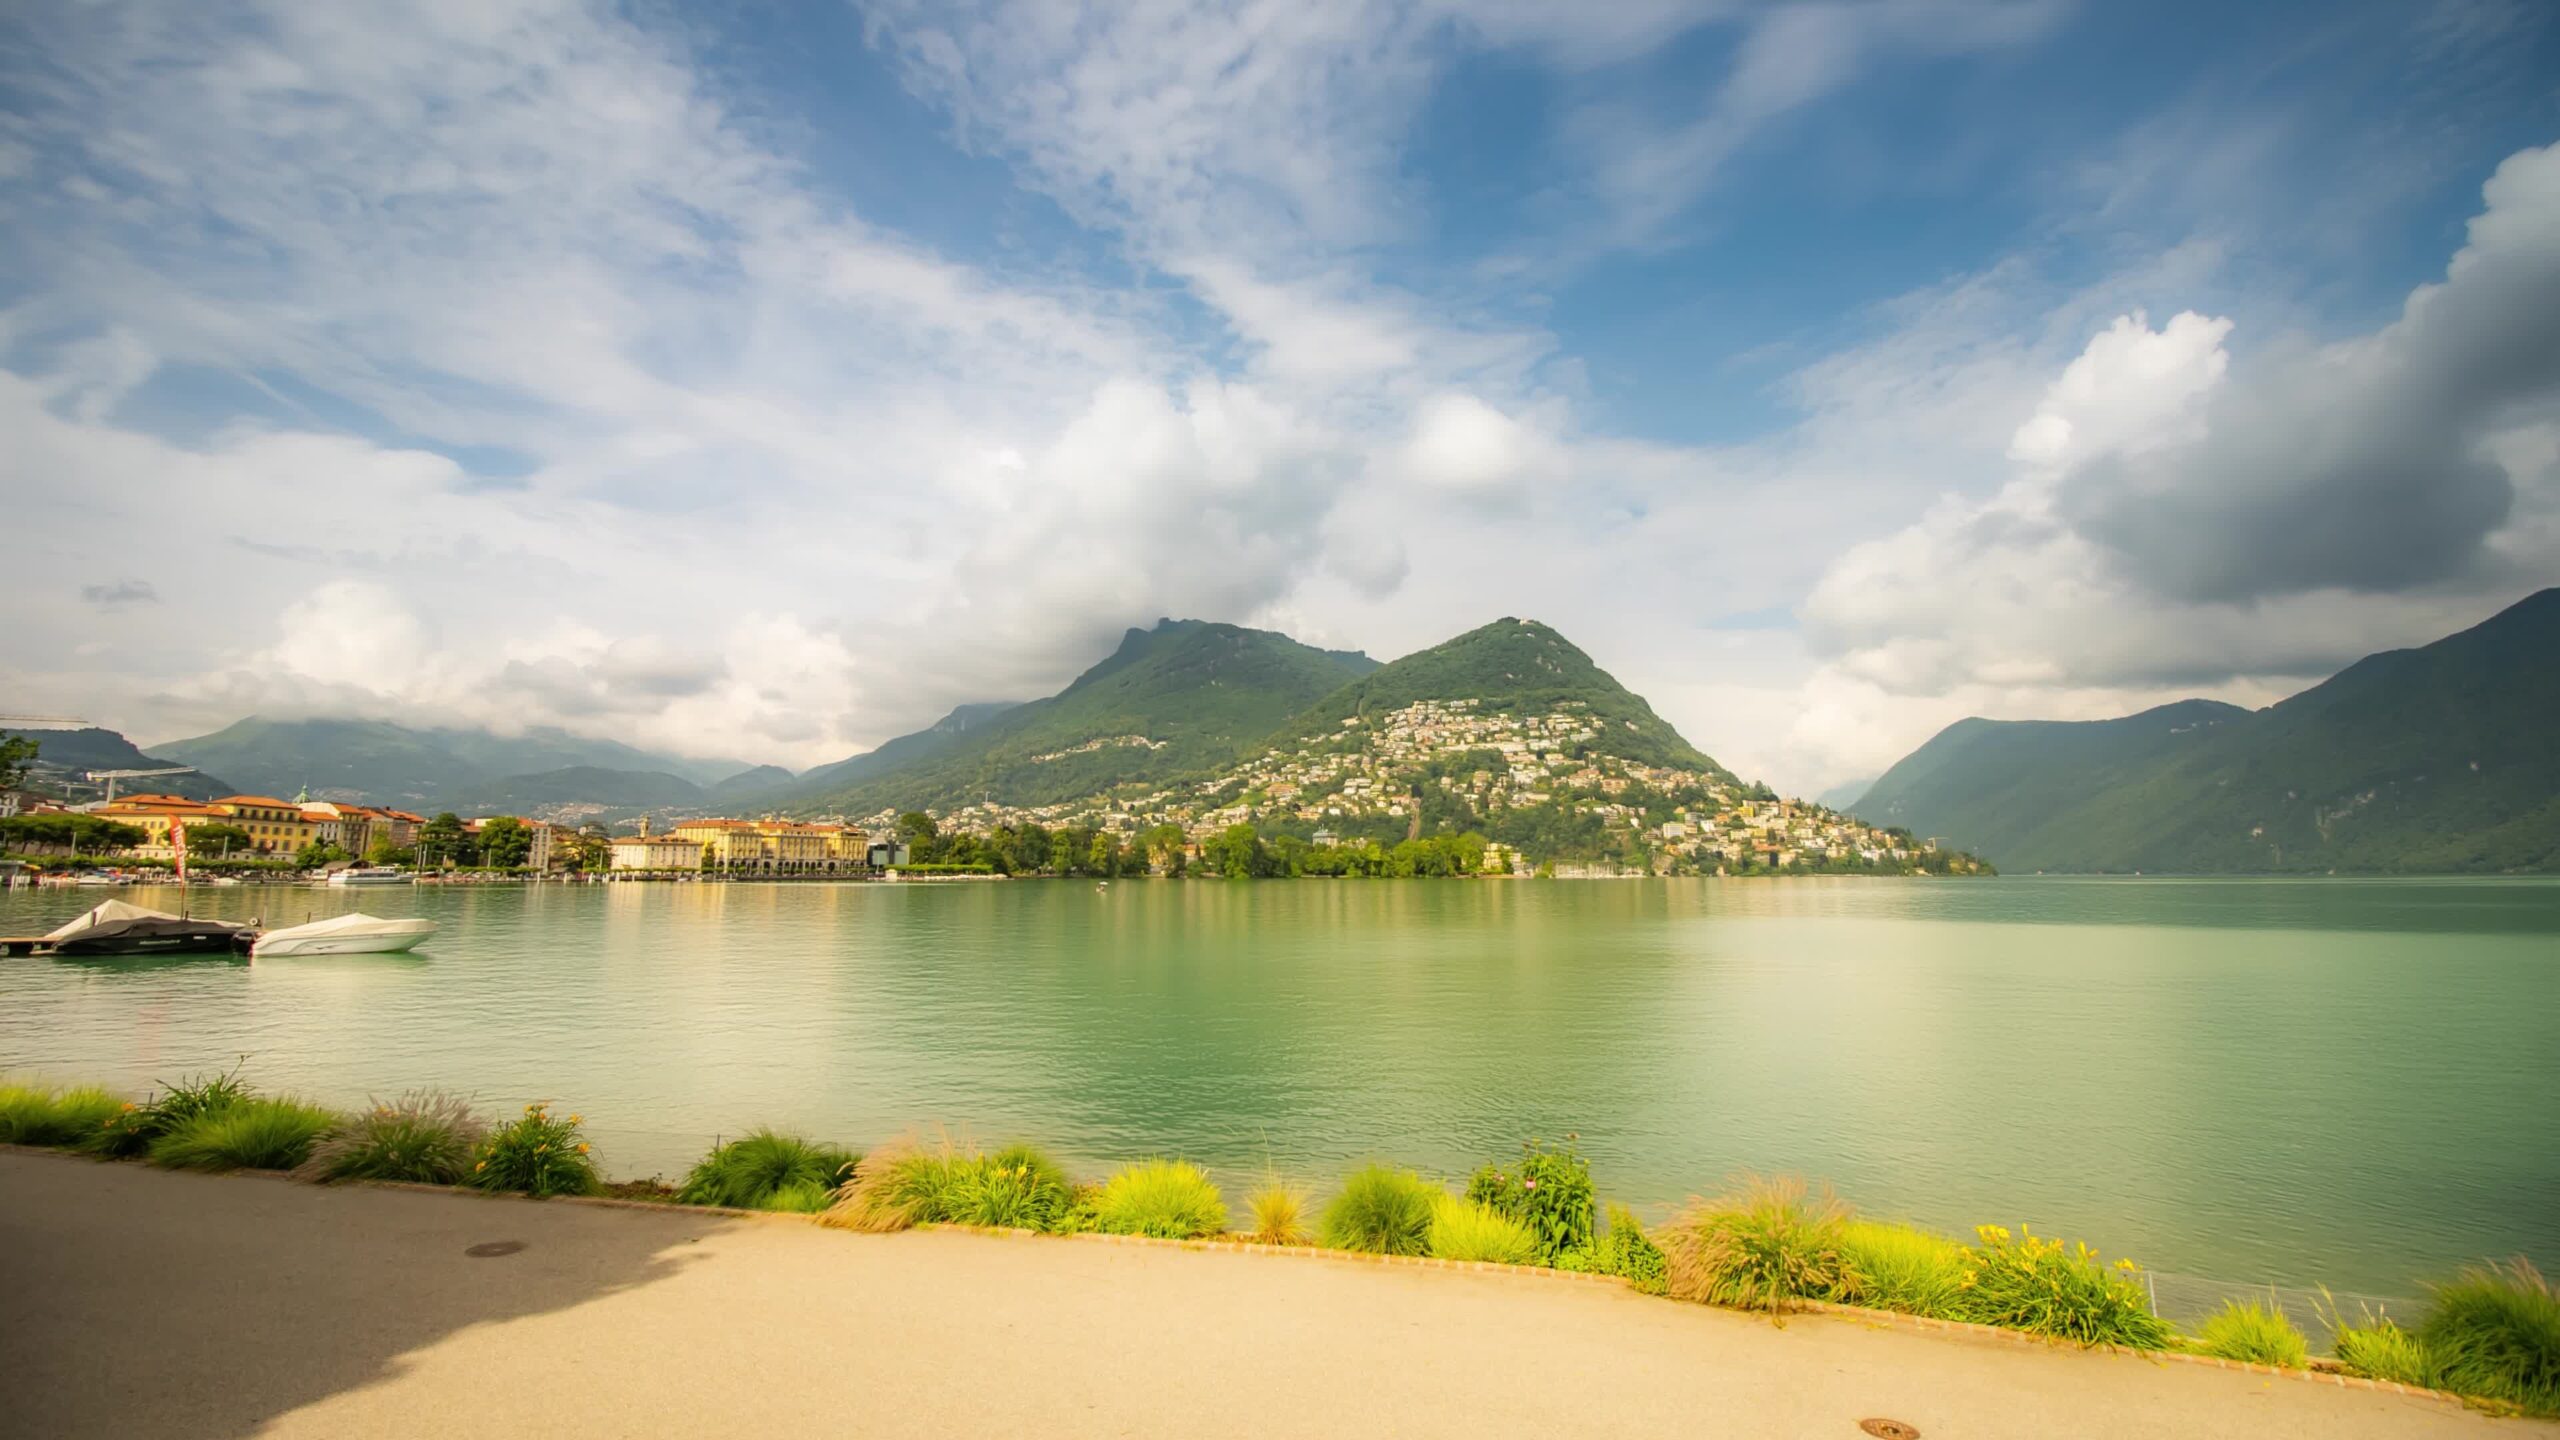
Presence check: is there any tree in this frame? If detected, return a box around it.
[896,811,939,844]
[1200,823,1272,878]
[293,839,350,870]
[1140,822,1188,876]
[477,816,533,868]
[182,822,255,855]
[417,812,477,867]
[0,734,37,790]
[365,837,416,867]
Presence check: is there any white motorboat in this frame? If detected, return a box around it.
[250,912,437,958]
[326,867,413,887]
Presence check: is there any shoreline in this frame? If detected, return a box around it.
[2,1146,2538,1440]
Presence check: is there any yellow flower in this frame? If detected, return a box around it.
[475,1160,487,1172]
[525,1103,540,1114]
[120,1101,137,1112]
[568,1114,581,1124]
[575,1143,589,1154]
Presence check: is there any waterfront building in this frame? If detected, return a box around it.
[609,831,706,871]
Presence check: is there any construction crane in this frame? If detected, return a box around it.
[85,767,197,805]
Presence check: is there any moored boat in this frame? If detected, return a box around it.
[250,912,437,958]
[326,867,413,887]
[38,900,250,957]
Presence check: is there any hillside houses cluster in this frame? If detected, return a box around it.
[886,698,1960,875]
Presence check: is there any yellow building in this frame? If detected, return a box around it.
[209,796,316,853]
[609,832,706,871]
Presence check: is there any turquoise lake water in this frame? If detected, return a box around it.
[2,875,2552,1297]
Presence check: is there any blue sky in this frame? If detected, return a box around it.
[2,0,2555,792]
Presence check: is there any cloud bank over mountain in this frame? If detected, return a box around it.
[1,0,2553,791]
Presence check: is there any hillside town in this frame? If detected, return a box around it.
[865,699,1980,877]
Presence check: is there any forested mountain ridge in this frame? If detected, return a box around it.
[1853,587,2560,873]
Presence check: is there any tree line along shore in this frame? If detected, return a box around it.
[1,1070,2550,1418]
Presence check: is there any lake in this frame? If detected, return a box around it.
[2,875,2552,1299]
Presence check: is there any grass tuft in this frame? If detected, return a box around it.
[1591,1202,1669,1294]
[2320,1291,2436,1387]
[1091,1159,1229,1239]
[2420,1258,2560,1416]
[678,1129,859,1210]
[1659,1174,1854,1316]
[2198,1295,2309,1367]
[0,1083,129,1147]
[820,1135,1074,1233]
[296,1090,485,1184]
[1318,1165,1442,1256]
[83,1063,255,1158]
[149,1097,339,1172]
[1246,1180,1311,1246]
[762,1178,838,1213]
[1949,1224,2174,1349]
[1427,1195,1542,1265]
[1832,1219,1969,1316]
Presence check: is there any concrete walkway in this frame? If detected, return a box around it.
[1,1150,2542,1439]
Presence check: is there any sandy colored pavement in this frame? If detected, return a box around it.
[1,1150,2544,1440]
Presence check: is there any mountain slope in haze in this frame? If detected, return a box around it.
[795,621,1378,813]
[1279,618,1732,778]
[157,717,745,807]
[3,726,236,801]
[1855,587,2560,873]
[791,702,1021,797]
[442,765,708,815]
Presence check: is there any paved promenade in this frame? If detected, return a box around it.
[1,1149,2542,1439]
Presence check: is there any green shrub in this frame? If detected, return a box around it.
[1464,1137,1595,1264]
[1319,1165,1441,1255]
[1246,1180,1311,1246]
[1428,1195,1541,1265]
[1659,1175,1855,1316]
[149,1098,340,1171]
[2420,1259,2560,1416]
[763,1178,838,1213]
[1092,1159,1229,1239]
[2198,1296,2309,1367]
[469,1103,601,1197]
[84,1064,255,1158]
[1833,1219,1968,1316]
[1591,1202,1668,1294]
[296,1090,486,1184]
[947,1143,1075,1230]
[2322,1294,2437,1388]
[1950,1225,2174,1349]
[678,1130,859,1210]
[0,1083,126,1147]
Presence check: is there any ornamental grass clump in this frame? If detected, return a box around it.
[469,1103,601,1197]
[149,1097,340,1172]
[1428,1195,1542,1265]
[2198,1295,2310,1367]
[296,1090,486,1184]
[820,1136,1074,1232]
[2322,1294,2436,1388]
[1465,1136,1595,1264]
[1091,1159,1229,1239]
[84,1064,255,1158]
[1590,1202,1668,1294]
[1950,1224,2174,1349]
[1832,1219,1969,1317]
[678,1130,859,1210]
[1659,1175,1855,1317]
[2419,1258,2560,1416]
[0,1082,126,1147]
[1318,1165,1442,1256]
[1246,1180,1311,1246]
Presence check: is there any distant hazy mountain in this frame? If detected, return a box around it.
[792,702,1021,796]
[708,764,797,803]
[1854,587,2559,873]
[793,620,1378,813]
[442,765,709,815]
[1815,777,1875,812]
[2,726,235,801]
[1280,617,1733,779]
[156,716,745,808]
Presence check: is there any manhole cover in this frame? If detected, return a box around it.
[1859,1422,1920,1439]
[465,1240,527,1258]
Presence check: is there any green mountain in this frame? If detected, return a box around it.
[1853,587,2560,873]
[708,765,797,803]
[794,620,1379,813]
[1,726,235,801]
[156,717,743,808]
[1280,618,1732,777]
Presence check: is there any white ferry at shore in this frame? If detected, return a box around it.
[325,867,413,887]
